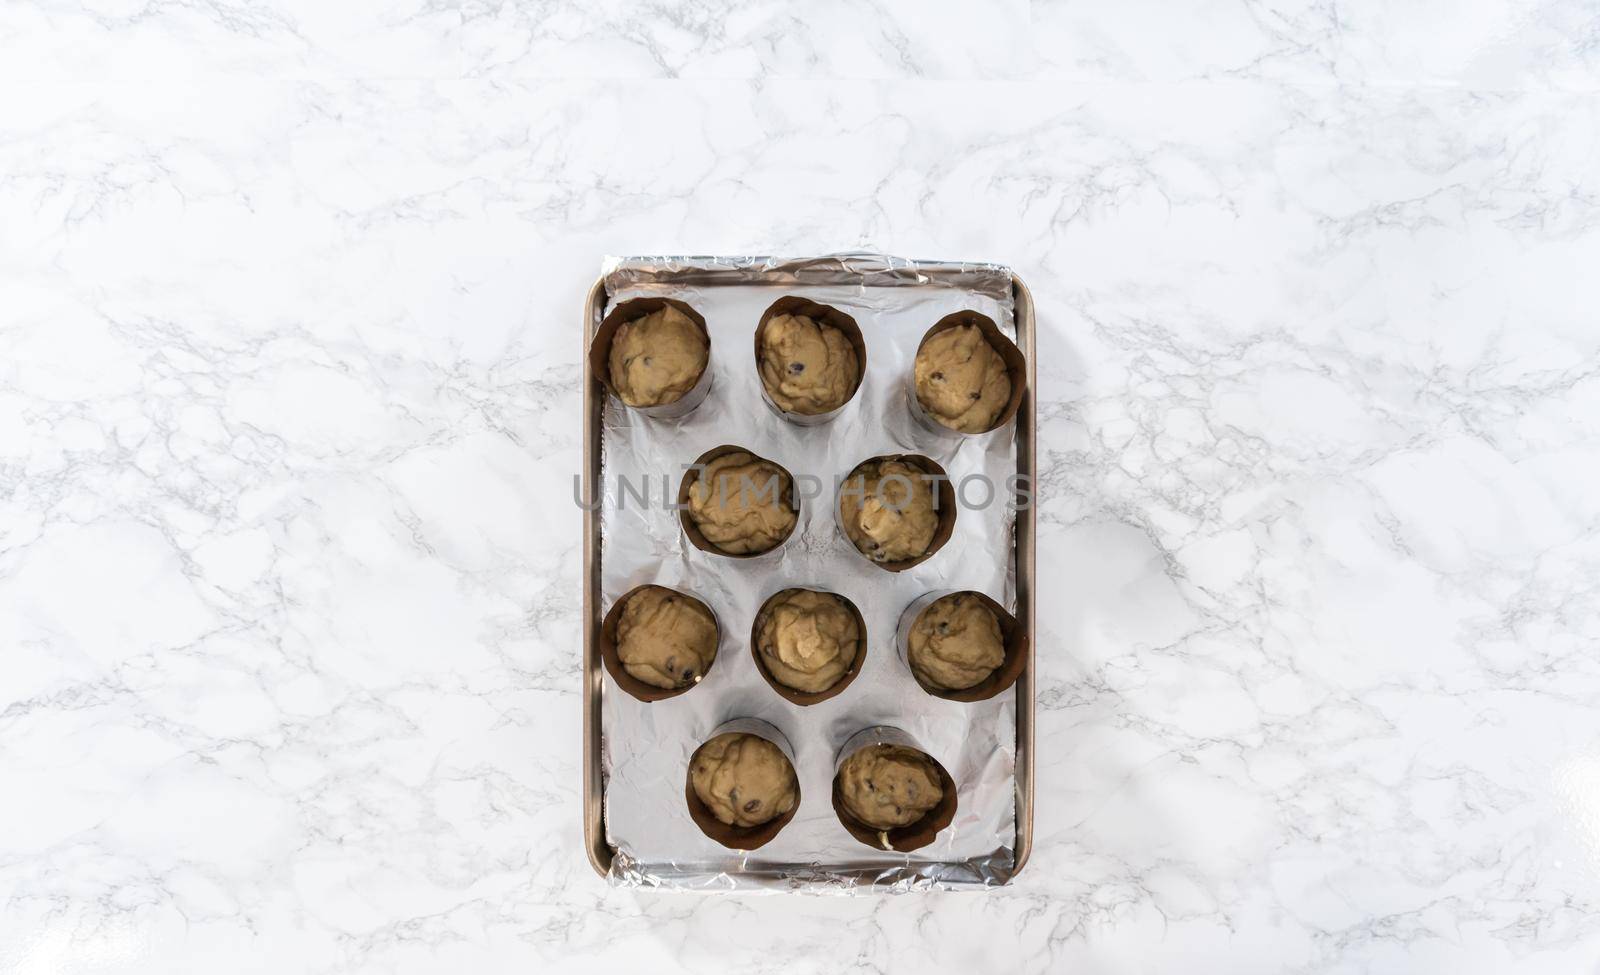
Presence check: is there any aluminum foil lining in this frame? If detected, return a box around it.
[597,254,1019,892]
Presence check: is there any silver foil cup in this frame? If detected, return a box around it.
[830,725,958,853]
[686,717,801,850]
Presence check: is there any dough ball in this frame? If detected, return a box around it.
[756,589,860,694]
[686,451,798,556]
[758,312,860,415]
[615,586,718,690]
[908,592,1005,691]
[838,458,939,563]
[690,732,799,828]
[836,744,943,830]
[913,323,1011,433]
[608,304,708,407]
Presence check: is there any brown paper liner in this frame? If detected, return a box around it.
[896,590,1028,703]
[830,727,958,853]
[598,584,721,703]
[677,444,801,559]
[748,587,868,706]
[833,453,957,573]
[906,309,1027,436]
[588,296,713,419]
[685,718,801,851]
[752,296,867,425]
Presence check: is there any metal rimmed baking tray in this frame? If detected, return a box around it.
[580,254,1036,890]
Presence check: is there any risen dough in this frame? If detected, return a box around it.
[837,744,943,829]
[608,304,708,407]
[690,732,799,828]
[614,586,718,690]
[913,323,1011,433]
[756,589,860,694]
[758,313,860,415]
[908,592,1005,691]
[686,451,797,556]
[838,458,939,564]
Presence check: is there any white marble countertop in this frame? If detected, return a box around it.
[3,1,1599,972]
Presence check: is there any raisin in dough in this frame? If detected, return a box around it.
[756,589,860,694]
[758,313,860,415]
[686,451,797,556]
[913,323,1011,433]
[838,458,938,563]
[690,733,799,827]
[608,304,708,407]
[614,586,718,690]
[908,592,1005,691]
[837,744,943,829]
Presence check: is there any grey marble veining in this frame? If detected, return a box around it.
[2,1,1599,972]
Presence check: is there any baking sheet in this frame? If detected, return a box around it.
[596,256,1020,891]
